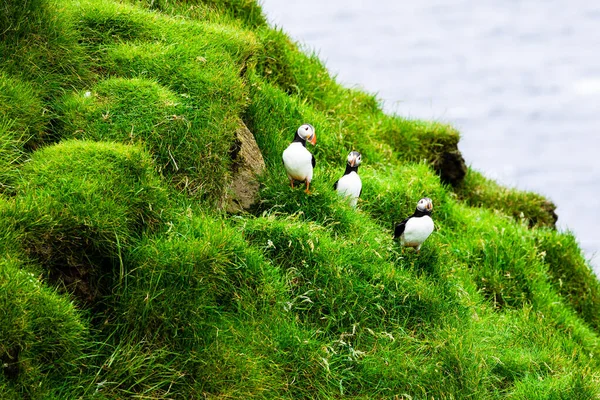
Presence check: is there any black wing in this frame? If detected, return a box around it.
[394,217,410,239]
[311,154,316,168]
[359,187,362,197]
[333,180,339,190]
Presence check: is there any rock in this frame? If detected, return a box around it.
[537,199,559,228]
[222,121,265,213]
[1,346,20,380]
[433,147,467,187]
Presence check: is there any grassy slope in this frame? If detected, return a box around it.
[1,0,599,398]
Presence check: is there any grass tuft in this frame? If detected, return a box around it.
[0,0,47,40]
[7,140,167,303]
[0,258,88,397]
[457,168,558,227]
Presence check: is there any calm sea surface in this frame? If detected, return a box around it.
[261,0,600,273]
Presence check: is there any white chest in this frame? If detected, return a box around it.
[282,143,313,181]
[336,172,362,206]
[402,215,434,248]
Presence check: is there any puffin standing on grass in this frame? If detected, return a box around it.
[333,151,362,207]
[394,197,434,252]
[282,123,317,193]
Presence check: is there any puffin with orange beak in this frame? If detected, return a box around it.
[282,123,317,193]
[394,197,434,252]
[333,151,362,207]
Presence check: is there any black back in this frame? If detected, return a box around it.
[292,131,307,147]
[393,208,431,239]
[344,164,359,175]
[285,131,316,168]
[333,163,359,190]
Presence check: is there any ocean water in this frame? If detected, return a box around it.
[260,0,600,273]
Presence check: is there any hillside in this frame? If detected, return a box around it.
[1,0,600,398]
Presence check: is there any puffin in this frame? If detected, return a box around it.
[282,123,317,193]
[333,151,362,207]
[394,197,434,252]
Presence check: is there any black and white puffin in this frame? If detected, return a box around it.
[394,197,434,252]
[333,151,362,207]
[282,123,317,193]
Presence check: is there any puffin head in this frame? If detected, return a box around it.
[416,197,433,212]
[347,151,362,168]
[297,124,316,145]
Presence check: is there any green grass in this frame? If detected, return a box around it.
[0,257,88,398]
[0,120,25,192]
[456,168,558,227]
[0,0,48,40]
[1,0,600,398]
[6,140,168,304]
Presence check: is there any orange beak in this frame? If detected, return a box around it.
[308,132,316,146]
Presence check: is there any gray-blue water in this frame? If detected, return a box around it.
[261,0,600,274]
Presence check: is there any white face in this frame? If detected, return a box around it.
[347,151,362,167]
[297,124,315,141]
[416,197,433,212]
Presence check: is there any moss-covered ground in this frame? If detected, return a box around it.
[1,0,600,398]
